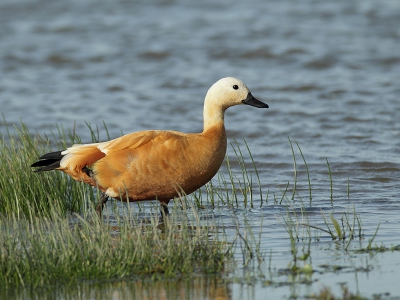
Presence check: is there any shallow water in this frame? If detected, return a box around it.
[1,0,400,299]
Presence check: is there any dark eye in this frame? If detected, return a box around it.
[233,85,239,90]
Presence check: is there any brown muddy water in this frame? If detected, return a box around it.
[1,0,400,299]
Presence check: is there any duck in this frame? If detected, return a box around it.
[31,77,268,217]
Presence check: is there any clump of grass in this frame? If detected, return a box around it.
[277,204,313,273]
[0,203,231,290]
[0,121,97,217]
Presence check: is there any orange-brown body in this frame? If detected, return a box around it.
[61,124,226,204]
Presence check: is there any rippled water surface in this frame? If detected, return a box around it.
[1,0,400,299]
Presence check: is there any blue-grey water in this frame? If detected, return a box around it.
[1,0,400,299]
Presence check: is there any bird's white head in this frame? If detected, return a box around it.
[205,77,268,111]
[203,77,268,130]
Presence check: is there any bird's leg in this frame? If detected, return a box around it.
[96,192,109,217]
[159,200,170,220]
[83,167,108,217]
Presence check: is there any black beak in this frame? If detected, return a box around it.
[242,93,269,108]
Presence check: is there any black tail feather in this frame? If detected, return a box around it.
[37,150,64,160]
[31,150,64,172]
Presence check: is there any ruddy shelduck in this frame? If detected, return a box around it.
[31,77,268,216]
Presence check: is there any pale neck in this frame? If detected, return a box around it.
[203,101,226,132]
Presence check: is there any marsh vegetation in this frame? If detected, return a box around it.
[0,122,397,300]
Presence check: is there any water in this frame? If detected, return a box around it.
[1,0,400,298]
